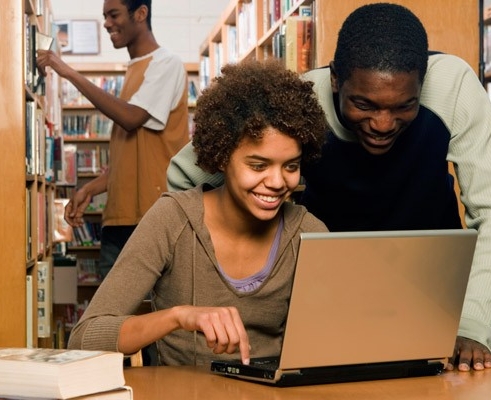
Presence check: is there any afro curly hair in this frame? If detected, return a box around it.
[192,59,328,174]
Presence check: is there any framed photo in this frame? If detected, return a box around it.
[55,20,100,55]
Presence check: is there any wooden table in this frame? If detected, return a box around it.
[124,365,491,399]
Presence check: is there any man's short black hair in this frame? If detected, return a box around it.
[122,0,152,30]
[333,3,428,86]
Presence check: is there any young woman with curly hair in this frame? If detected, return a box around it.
[67,59,328,366]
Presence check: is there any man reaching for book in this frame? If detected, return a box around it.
[36,0,190,280]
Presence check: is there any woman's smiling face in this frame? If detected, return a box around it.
[222,127,302,222]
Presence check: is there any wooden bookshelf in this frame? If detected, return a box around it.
[200,0,479,82]
[0,0,60,348]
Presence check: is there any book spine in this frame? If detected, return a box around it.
[26,275,34,348]
[37,259,52,339]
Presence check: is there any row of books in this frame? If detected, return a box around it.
[26,101,59,185]
[237,0,257,58]
[56,142,110,186]
[263,0,309,32]
[62,75,125,106]
[200,11,314,89]
[284,15,313,74]
[69,221,102,248]
[76,147,110,175]
[26,189,51,262]
[25,16,42,94]
[62,114,113,139]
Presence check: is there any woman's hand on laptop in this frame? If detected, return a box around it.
[446,336,491,371]
[175,305,251,365]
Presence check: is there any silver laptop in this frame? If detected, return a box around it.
[211,229,477,386]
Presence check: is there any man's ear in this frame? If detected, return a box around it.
[134,5,148,24]
[329,61,339,94]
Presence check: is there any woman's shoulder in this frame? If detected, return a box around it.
[283,202,328,232]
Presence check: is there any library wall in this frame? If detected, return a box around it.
[50,0,230,63]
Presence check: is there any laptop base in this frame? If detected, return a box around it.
[210,359,444,387]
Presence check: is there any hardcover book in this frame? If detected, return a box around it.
[285,16,313,74]
[0,348,125,399]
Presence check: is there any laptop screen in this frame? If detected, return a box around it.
[278,229,477,369]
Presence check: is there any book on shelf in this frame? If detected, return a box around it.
[264,0,281,31]
[285,15,313,74]
[37,192,46,256]
[46,136,55,182]
[237,0,257,57]
[25,276,34,349]
[70,221,101,247]
[226,25,238,64]
[37,259,52,339]
[199,57,210,91]
[188,79,199,107]
[54,136,65,184]
[77,258,102,284]
[25,15,34,90]
[62,114,113,139]
[272,24,286,59]
[26,188,32,261]
[25,102,36,175]
[63,144,77,186]
[77,148,100,174]
[0,348,125,400]
[298,4,312,17]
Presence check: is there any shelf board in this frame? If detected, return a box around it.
[67,62,127,73]
[67,245,101,251]
[77,281,101,287]
[63,136,110,142]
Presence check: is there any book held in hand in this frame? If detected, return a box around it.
[0,348,125,399]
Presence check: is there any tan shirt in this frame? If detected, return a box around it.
[104,48,190,226]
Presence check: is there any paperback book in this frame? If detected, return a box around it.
[0,386,132,400]
[0,348,125,399]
